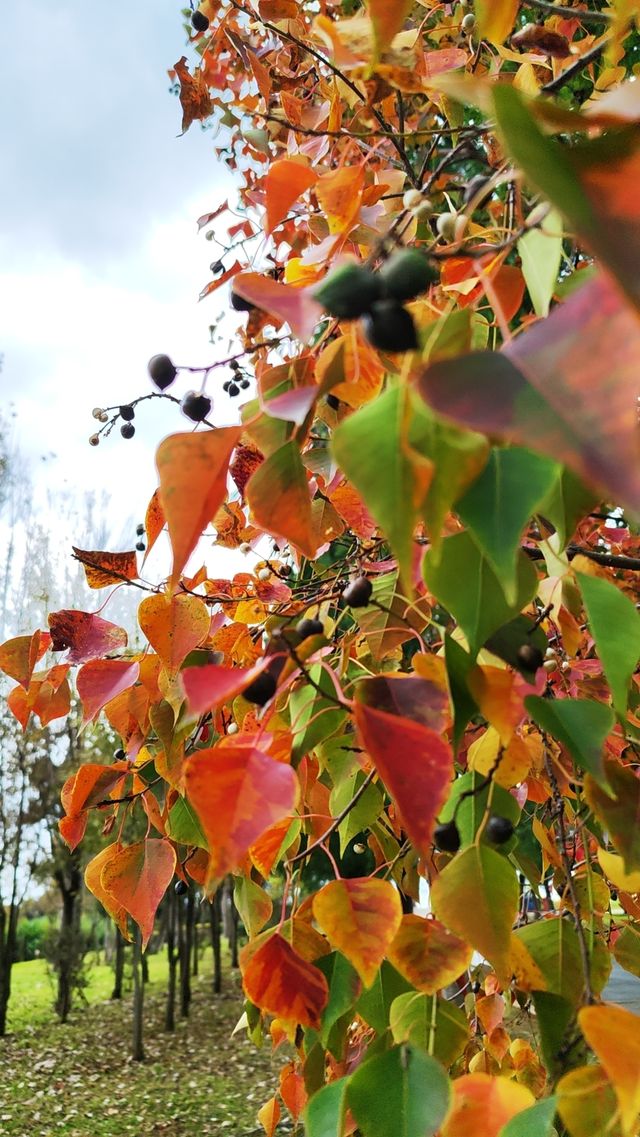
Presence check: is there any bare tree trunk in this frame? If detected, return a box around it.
[192,906,199,978]
[141,951,149,984]
[0,752,27,1036]
[53,848,83,1023]
[180,891,194,1018]
[111,928,125,999]
[132,927,145,1062]
[165,890,177,1032]
[210,891,222,996]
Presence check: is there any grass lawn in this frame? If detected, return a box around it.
[0,949,282,1137]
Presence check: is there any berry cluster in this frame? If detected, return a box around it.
[222,359,250,398]
[312,249,439,353]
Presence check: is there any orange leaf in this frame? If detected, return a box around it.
[156,427,241,591]
[184,744,299,888]
[387,915,473,994]
[315,166,364,236]
[76,659,140,724]
[143,488,165,560]
[279,1062,307,1122]
[84,845,130,938]
[474,0,519,45]
[0,630,49,689]
[315,332,385,410]
[249,816,298,877]
[257,1096,281,1137]
[265,159,318,236]
[231,273,322,341]
[467,666,524,745]
[100,838,176,949]
[138,593,210,676]
[440,1072,535,1137]
[174,56,213,134]
[182,662,265,716]
[48,609,128,664]
[246,441,318,559]
[312,877,402,988]
[366,0,413,58]
[328,482,377,541]
[240,932,328,1028]
[355,702,453,858]
[72,547,138,589]
[578,1004,640,1134]
[60,762,129,849]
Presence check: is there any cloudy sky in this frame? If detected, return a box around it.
[0,0,238,547]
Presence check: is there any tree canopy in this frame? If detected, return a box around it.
[3,1,640,1135]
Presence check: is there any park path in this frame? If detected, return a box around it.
[603,961,640,1012]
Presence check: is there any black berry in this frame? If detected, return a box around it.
[191,10,209,32]
[230,359,241,371]
[181,391,212,422]
[343,576,373,608]
[485,815,514,844]
[243,670,277,706]
[362,299,418,353]
[136,541,145,552]
[120,405,135,421]
[228,382,240,397]
[230,289,255,313]
[434,821,461,854]
[174,879,189,895]
[239,378,250,390]
[516,643,544,671]
[136,523,145,536]
[114,747,126,761]
[211,260,224,274]
[326,393,340,411]
[148,354,177,390]
[121,423,135,439]
[296,617,324,640]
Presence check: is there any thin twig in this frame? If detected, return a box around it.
[541,38,609,93]
[523,0,612,24]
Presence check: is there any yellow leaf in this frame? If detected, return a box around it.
[475,0,519,46]
[440,1072,535,1137]
[579,1004,640,1134]
[366,0,413,60]
[312,877,402,987]
[597,848,640,893]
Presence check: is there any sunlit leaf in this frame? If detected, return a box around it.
[579,1005,640,1135]
[474,0,518,45]
[240,932,328,1028]
[246,440,318,559]
[156,428,241,591]
[389,991,469,1067]
[366,0,413,59]
[388,915,473,994]
[313,877,402,988]
[100,838,176,949]
[48,609,128,664]
[72,547,138,589]
[440,1073,534,1137]
[265,158,318,235]
[0,630,50,689]
[84,845,129,939]
[76,659,140,724]
[557,1064,621,1137]
[138,592,210,676]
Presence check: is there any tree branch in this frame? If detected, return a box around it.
[288,769,377,864]
[523,0,612,24]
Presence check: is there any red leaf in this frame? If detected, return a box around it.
[240,932,328,1028]
[355,701,454,857]
[182,662,264,716]
[77,659,140,724]
[48,609,128,664]
[198,260,243,302]
[100,838,176,949]
[72,547,138,589]
[356,674,450,734]
[156,428,241,591]
[174,56,213,134]
[59,762,129,850]
[231,273,322,341]
[184,743,299,888]
[420,273,640,515]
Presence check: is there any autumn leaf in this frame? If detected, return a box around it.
[137,592,210,676]
[100,838,176,949]
[231,273,323,341]
[246,440,318,559]
[0,630,50,689]
[143,487,165,560]
[174,56,213,134]
[440,1073,535,1137]
[366,0,413,59]
[84,845,130,939]
[578,1005,640,1135]
[72,547,138,589]
[312,877,402,988]
[474,0,519,45]
[184,743,299,888]
[388,915,473,994]
[156,427,241,591]
[48,609,128,664]
[355,701,453,858]
[76,659,140,724]
[265,158,318,235]
[182,662,267,716]
[240,932,328,1028]
[60,762,129,850]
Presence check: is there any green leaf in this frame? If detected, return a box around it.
[577,572,640,717]
[330,772,384,855]
[316,952,362,1051]
[166,796,208,849]
[532,992,577,1076]
[290,664,346,761]
[332,386,433,584]
[417,407,488,560]
[457,447,558,602]
[516,918,611,1007]
[444,635,478,752]
[437,771,520,848]
[537,467,596,550]
[424,532,538,657]
[585,760,640,874]
[356,960,412,1033]
[304,1077,349,1137]
[518,209,563,318]
[484,615,547,676]
[431,844,519,981]
[613,925,640,979]
[347,1045,451,1137]
[525,696,614,790]
[389,992,469,1067]
[499,1096,558,1137]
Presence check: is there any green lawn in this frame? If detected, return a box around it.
[0,949,282,1137]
